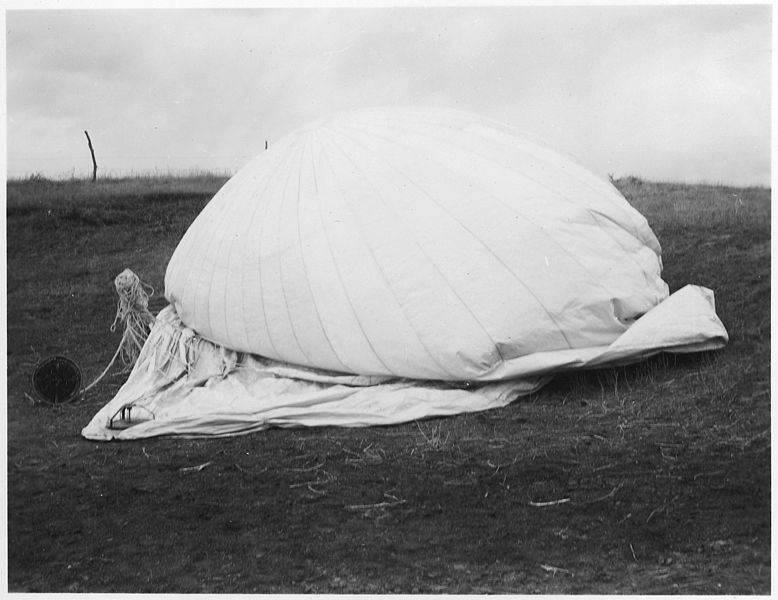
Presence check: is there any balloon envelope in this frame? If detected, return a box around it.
[165,106,668,381]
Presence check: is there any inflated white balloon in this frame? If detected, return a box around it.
[165,106,668,381]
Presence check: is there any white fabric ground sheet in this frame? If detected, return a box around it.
[82,284,727,441]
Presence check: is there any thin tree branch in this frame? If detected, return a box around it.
[84,130,97,182]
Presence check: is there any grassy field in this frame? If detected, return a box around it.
[6,174,770,593]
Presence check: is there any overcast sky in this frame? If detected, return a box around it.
[5,5,772,185]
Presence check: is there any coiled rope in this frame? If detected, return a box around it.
[81,269,156,395]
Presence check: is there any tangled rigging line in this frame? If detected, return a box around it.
[81,269,156,395]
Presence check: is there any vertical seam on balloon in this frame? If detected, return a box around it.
[294,133,351,373]
[206,147,293,358]
[255,148,302,362]
[330,120,574,350]
[228,168,270,351]
[216,153,282,349]
[220,173,257,348]
[236,149,289,354]
[311,129,394,375]
[209,168,263,346]
[320,128,464,378]
[229,148,295,353]
[275,140,315,366]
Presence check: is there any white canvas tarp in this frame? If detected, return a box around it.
[82,107,728,440]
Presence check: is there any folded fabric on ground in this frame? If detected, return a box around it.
[81,284,726,441]
[82,107,729,441]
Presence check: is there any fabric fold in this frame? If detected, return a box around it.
[82,284,726,441]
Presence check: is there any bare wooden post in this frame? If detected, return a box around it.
[84,130,97,182]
